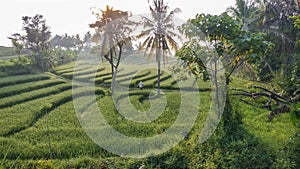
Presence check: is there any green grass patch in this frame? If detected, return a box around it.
[237,100,297,151]
[0,74,50,88]
[52,62,76,72]
[0,83,72,108]
[98,91,188,138]
[0,78,66,98]
[0,86,105,137]
[0,61,299,168]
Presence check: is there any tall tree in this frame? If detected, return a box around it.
[23,15,52,70]
[175,12,273,138]
[262,0,300,76]
[90,5,134,94]
[177,13,273,84]
[10,14,52,70]
[136,0,181,96]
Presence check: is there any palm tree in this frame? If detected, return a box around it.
[227,0,266,31]
[228,0,300,84]
[137,0,181,96]
[228,0,299,40]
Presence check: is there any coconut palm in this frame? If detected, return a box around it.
[227,0,267,31]
[137,0,181,95]
[228,0,299,39]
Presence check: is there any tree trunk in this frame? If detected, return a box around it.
[156,35,161,96]
[213,58,220,112]
[158,57,161,96]
[110,49,114,95]
[157,12,162,96]
[112,67,117,95]
[111,43,123,96]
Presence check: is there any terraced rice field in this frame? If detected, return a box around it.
[0,62,111,159]
[0,61,210,161]
[1,60,298,168]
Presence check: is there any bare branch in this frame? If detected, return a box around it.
[251,85,289,102]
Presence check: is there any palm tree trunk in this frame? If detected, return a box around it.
[158,57,161,96]
[156,35,161,96]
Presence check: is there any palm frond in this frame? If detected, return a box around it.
[259,27,294,43]
[139,35,152,50]
[136,28,155,39]
[166,35,179,51]
[147,36,155,49]
[135,32,148,40]
[141,16,155,27]
[147,38,157,62]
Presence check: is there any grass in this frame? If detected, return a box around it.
[0,74,50,88]
[238,101,297,151]
[0,60,299,168]
[0,83,72,108]
[0,78,66,98]
[98,91,183,138]
[0,89,72,136]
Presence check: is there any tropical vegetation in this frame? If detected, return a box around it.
[0,0,299,168]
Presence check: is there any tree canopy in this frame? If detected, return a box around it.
[176,12,273,84]
[90,5,135,94]
[9,14,52,70]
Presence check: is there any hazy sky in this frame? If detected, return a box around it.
[0,0,235,46]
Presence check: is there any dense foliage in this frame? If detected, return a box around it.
[176,12,273,83]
